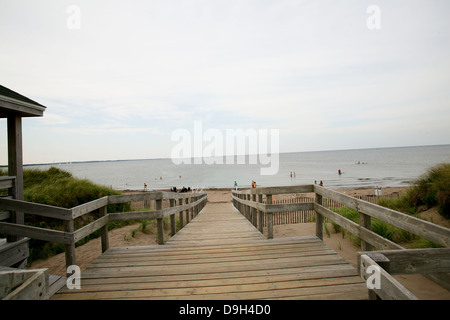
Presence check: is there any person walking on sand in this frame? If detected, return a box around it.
[234,181,238,190]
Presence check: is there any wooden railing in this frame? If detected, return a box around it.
[232,185,315,239]
[0,190,207,274]
[0,176,16,195]
[232,184,450,300]
[0,176,16,222]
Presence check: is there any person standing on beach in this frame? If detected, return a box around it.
[234,181,238,190]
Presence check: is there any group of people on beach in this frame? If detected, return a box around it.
[143,183,191,193]
[171,186,191,193]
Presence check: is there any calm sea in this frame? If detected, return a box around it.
[21,145,450,191]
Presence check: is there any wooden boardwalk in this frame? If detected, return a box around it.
[52,202,367,300]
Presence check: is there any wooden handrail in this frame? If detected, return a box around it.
[359,248,450,275]
[314,203,403,250]
[232,187,316,239]
[232,185,450,248]
[0,198,72,220]
[71,196,109,219]
[359,254,418,300]
[0,221,73,244]
[0,176,16,190]
[314,185,450,247]
[0,191,208,272]
[232,184,450,299]
[233,184,314,195]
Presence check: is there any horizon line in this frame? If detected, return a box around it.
[1,143,448,168]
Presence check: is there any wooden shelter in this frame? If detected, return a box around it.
[0,84,46,268]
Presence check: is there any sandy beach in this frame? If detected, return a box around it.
[29,187,450,300]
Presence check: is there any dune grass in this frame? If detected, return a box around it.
[405,163,450,218]
[330,163,450,249]
[330,206,441,249]
[377,163,450,220]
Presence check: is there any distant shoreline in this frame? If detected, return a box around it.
[1,143,448,168]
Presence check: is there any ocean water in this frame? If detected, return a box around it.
[22,145,450,191]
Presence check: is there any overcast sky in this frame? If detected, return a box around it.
[1,0,449,164]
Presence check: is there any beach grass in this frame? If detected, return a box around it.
[406,163,450,218]
[378,163,450,218]
[330,206,429,248]
[330,163,450,248]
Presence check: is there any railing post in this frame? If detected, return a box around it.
[64,219,76,272]
[251,193,257,227]
[266,194,273,239]
[156,199,164,245]
[190,197,194,220]
[245,194,249,220]
[232,192,235,208]
[315,193,323,240]
[360,253,391,300]
[240,194,244,213]
[100,205,109,253]
[7,116,24,242]
[258,194,263,233]
[194,195,199,217]
[178,198,184,229]
[185,198,190,224]
[360,212,373,251]
[169,199,176,237]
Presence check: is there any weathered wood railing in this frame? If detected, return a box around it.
[232,185,315,239]
[0,176,31,270]
[0,176,16,197]
[0,176,16,223]
[232,184,450,299]
[0,190,207,274]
